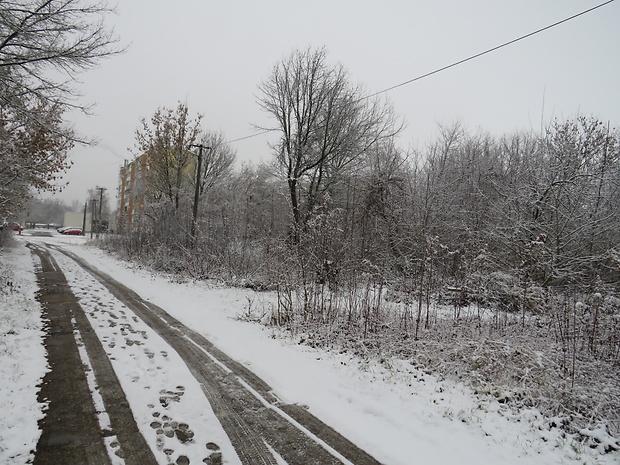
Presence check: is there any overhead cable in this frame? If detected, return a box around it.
[228,0,615,144]
[365,0,615,99]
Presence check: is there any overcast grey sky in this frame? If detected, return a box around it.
[52,0,620,206]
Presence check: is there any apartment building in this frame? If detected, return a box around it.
[117,153,149,233]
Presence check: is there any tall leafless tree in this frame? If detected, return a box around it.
[194,131,236,195]
[257,47,402,242]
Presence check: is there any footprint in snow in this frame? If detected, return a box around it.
[158,388,184,407]
[108,439,123,459]
[204,443,222,465]
[150,407,197,464]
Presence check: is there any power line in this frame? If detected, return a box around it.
[226,0,615,145]
[227,128,275,144]
[365,0,615,99]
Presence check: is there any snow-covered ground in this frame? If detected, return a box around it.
[1,231,618,465]
[0,238,48,464]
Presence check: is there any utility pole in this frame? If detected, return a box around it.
[90,199,97,239]
[81,202,87,236]
[97,187,106,234]
[189,144,210,240]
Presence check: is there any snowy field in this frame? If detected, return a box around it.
[1,230,618,464]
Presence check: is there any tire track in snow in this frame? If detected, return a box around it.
[72,317,126,464]
[47,247,241,465]
[28,243,157,465]
[50,244,382,465]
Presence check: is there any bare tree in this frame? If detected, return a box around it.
[257,47,402,242]
[24,197,70,226]
[0,0,121,115]
[188,131,235,240]
[86,185,111,230]
[194,131,236,195]
[134,102,203,210]
[533,117,619,286]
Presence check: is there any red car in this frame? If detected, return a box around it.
[61,227,83,235]
[0,221,23,232]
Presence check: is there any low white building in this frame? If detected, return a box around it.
[63,211,92,233]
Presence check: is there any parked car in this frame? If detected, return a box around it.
[61,227,83,235]
[7,222,22,232]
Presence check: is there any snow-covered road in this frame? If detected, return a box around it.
[45,242,375,464]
